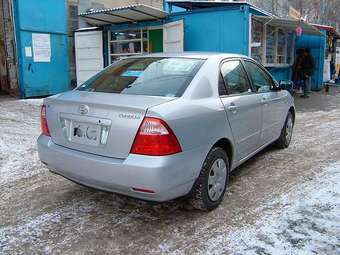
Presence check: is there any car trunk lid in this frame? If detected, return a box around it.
[44,91,175,159]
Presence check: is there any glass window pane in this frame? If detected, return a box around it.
[243,61,272,92]
[277,30,286,64]
[287,33,294,64]
[143,40,148,53]
[251,19,264,63]
[110,30,142,41]
[110,41,142,54]
[78,58,205,97]
[266,25,276,64]
[221,61,251,94]
[218,73,227,96]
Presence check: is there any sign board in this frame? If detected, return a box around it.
[32,33,51,62]
[289,6,301,20]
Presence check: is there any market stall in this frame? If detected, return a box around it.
[78,1,326,88]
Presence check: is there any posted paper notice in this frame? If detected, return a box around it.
[32,33,51,62]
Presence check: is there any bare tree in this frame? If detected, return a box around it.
[248,0,340,29]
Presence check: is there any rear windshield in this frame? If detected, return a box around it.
[77,57,205,97]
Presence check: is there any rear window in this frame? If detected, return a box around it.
[77,57,205,97]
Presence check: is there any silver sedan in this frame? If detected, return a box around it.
[37,53,295,210]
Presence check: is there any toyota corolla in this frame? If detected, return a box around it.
[37,53,295,210]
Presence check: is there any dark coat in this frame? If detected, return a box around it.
[293,53,315,81]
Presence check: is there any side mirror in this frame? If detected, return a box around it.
[271,82,281,91]
[279,80,294,91]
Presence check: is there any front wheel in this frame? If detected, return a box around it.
[189,147,229,211]
[276,112,294,149]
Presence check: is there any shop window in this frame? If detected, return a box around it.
[266,25,276,64]
[109,29,149,64]
[286,32,295,65]
[277,30,286,64]
[251,19,264,63]
[251,18,295,67]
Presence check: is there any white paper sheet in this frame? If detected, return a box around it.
[24,46,32,57]
[32,33,51,62]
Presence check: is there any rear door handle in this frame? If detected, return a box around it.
[227,105,238,112]
[261,96,269,105]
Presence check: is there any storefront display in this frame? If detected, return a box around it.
[251,19,264,63]
[266,25,276,64]
[109,29,149,63]
[251,18,295,66]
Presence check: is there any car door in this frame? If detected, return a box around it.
[243,60,286,146]
[219,59,263,160]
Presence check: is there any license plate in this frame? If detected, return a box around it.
[60,114,111,146]
[70,121,101,146]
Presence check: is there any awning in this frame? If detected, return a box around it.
[79,4,167,26]
[254,16,324,36]
[311,24,339,37]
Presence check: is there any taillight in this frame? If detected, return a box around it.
[40,105,51,137]
[130,117,182,156]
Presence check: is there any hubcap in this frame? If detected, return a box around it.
[208,158,227,202]
[285,116,293,144]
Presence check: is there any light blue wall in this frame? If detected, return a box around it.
[267,67,292,82]
[166,6,296,83]
[102,4,326,87]
[14,0,70,98]
[296,31,326,90]
[168,6,250,55]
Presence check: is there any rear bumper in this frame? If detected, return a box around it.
[37,135,208,202]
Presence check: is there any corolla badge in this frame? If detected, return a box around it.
[78,104,89,115]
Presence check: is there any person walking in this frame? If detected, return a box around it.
[292,48,315,97]
[292,48,305,94]
[300,48,315,98]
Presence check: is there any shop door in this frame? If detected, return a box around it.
[148,29,163,53]
[163,20,184,53]
[75,30,103,86]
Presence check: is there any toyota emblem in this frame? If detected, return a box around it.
[78,104,89,115]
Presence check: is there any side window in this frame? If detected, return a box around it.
[218,73,227,96]
[243,61,273,93]
[220,60,251,95]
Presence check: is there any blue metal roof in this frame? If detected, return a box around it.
[166,0,272,16]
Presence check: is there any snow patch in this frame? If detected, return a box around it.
[19,98,44,106]
[202,162,340,255]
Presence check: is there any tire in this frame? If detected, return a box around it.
[189,147,229,211]
[276,111,294,149]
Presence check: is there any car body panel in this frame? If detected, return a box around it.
[38,135,209,201]
[37,52,295,202]
[260,90,289,146]
[44,90,176,159]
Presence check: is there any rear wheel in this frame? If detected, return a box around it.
[189,147,229,211]
[276,111,294,149]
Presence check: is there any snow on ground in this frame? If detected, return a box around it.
[1,93,340,254]
[203,162,340,255]
[19,98,44,106]
[0,98,42,186]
